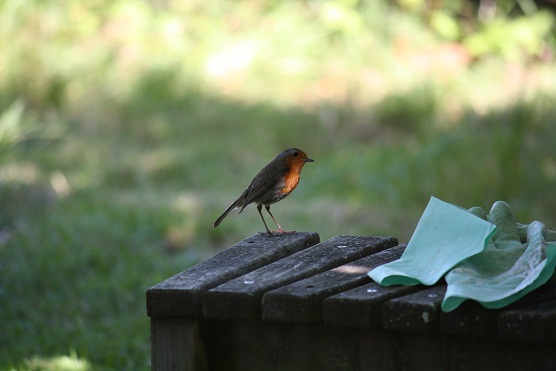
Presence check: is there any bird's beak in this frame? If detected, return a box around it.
[305,158,314,162]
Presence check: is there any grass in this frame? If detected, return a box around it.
[1,0,556,369]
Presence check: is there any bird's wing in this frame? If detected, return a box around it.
[241,159,286,206]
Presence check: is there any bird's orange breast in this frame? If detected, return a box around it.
[280,171,300,195]
[279,158,305,195]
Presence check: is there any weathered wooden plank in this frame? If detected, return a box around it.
[383,285,446,332]
[200,316,556,371]
[150,318,207,371]
[498,300,556,343]
[146,232,319,317]
[441,300,500,338]
[394,333,556,371]
[446,336,556,371]
[442,278,556,339]
[323,282,422,328]
[263,243,403,323]
[389,332,449,370]
[200,318,397,371]
[203,236,398,320]
[199,320,280,371]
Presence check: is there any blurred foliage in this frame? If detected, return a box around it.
[1,0,554,112]
[464,10,554,59]
[1,0,556,369]
[0,101,29,162]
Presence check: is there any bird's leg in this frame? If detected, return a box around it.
[265,205,288,234]
[257,204,272,234]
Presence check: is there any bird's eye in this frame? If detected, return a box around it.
[292,151,299,157]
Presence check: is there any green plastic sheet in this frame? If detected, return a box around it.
[368,196,556,312]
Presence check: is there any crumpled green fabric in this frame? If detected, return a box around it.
[368,196,556,312]
[442,201,556,311]
[368,197,497,286]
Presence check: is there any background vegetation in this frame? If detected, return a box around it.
[1,0,556,369]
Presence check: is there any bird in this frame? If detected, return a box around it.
[213,148,314,234]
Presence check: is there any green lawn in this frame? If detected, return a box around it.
[1,1,556,369]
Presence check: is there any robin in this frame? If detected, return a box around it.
[213,148,314,234]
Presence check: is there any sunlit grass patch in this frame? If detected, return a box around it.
[23,351,91,371]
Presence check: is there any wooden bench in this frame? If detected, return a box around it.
[146,232,556,370]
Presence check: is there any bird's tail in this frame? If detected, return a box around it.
[213,198,243,228]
